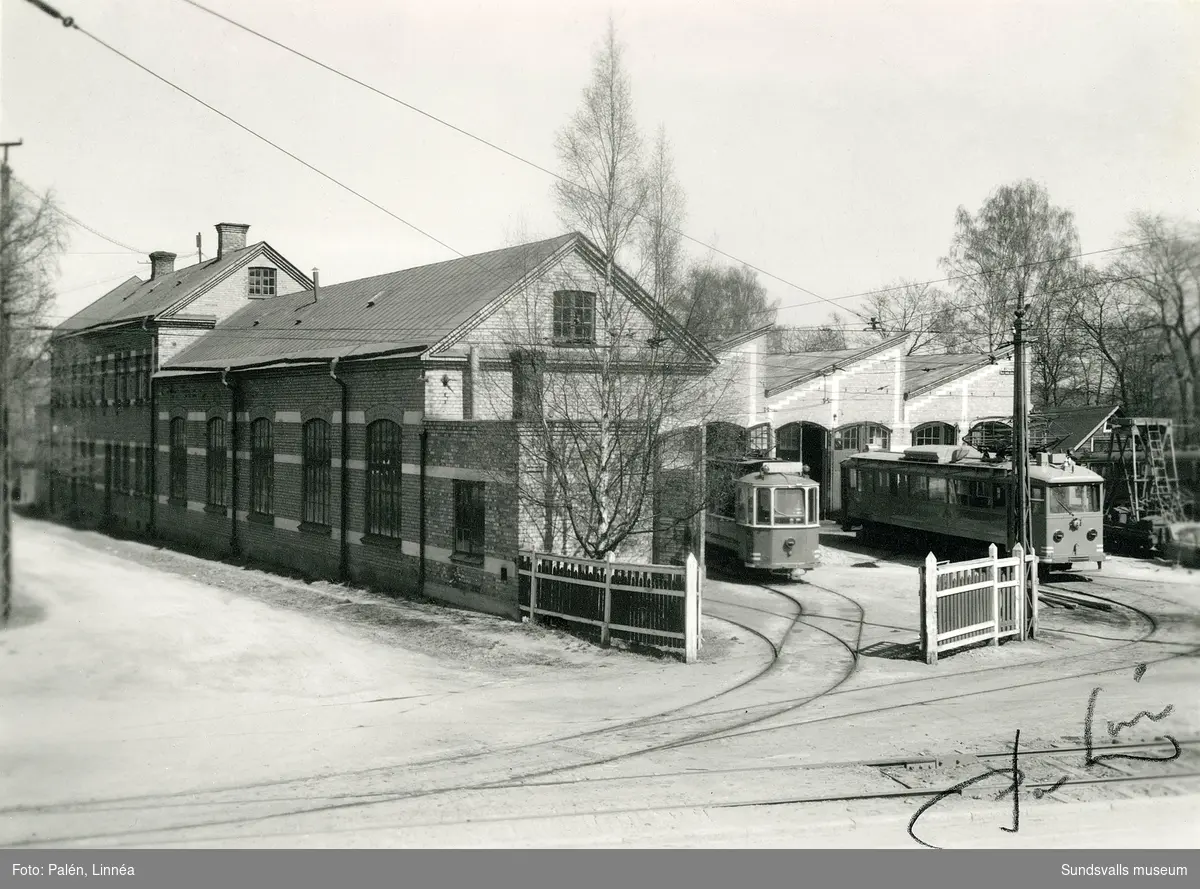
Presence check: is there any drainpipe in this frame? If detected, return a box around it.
[419,426,428,598]
[330,358,349,581]
[148,343,158,537]
[221,368,239,557]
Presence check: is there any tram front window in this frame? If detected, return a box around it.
[756,488,772,525]
[774,487,808,525]
[1049,483,1101,514]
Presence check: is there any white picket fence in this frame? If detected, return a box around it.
[518,550,701,663]
[918,543,1039,665]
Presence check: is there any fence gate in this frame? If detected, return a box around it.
[918,543,1038,664]
[518,550,701,663]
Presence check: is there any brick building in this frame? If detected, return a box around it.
[46,223,312,531]
[706,328,1021,513]
[146,233,712,618]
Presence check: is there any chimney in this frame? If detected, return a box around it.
[215,223,250,259]
[149,251,177,280]
[312,268,320,298]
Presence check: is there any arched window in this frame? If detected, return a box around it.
[365,420,402,538]
[966,420,1012,452]
[302,419,332,527]
[206,417,226,507]
[912,422,958,447]
[169,417,187,501]
[250,418,273,516]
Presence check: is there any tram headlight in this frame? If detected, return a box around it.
[783,537,796,552]
[1087,529,1098,541]
[1053,530,1065,543]
[1069,517,1082,531]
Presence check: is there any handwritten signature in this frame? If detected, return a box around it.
[907,663,1180,849]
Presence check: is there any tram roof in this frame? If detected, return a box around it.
[844,445,1104,482]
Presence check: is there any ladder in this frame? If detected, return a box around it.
[1143,423,1184,522]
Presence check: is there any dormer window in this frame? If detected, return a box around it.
[248,267,277,297]
[552,290,595,345]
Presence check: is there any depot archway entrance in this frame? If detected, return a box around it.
[776,421,831,513]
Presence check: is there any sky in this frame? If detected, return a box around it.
[2,0,1198,331]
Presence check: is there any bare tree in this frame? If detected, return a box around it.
[3,179,68,469]
[941,180,1083,405]
[638,125,686,315]
[669,262,777,345]
[498,22,719,561]
[862,279,965,354]
[1071,263,1162,413]
[3,179,67,386]
[770,311,852,353]
[1110,213,1200,443]
[553,18,647,277]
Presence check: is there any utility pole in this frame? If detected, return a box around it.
[1011,302,1034,637]
[0,138,23,626]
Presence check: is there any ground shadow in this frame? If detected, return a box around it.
[2,594,48,630]
[857,639,923,662]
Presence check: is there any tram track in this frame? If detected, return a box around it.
[8,565,1193,849]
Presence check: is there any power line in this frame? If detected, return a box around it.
[25,2,525,298]
[11,175,149,253]
[172,0,846,314]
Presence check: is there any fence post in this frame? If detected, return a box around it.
[922,552,938,665]
[529,550,539,626]
[601,551,614,647]
[684,552,699,664]
[1028,550,1039,640]
[1012,544,1025,641]
[988,543,1000,647]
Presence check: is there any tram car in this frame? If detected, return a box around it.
[840,444,1105,575]
[705,458,822,578]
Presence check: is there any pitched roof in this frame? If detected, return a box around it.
[902,348,1013,398]
[761,335,910,397]
[1031,404,1121,452]
[53,242,310,336]
[161,233,713,372]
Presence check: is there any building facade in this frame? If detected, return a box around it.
[706,329,1023,513]
[46,223,312,531]
[89,232,711,618]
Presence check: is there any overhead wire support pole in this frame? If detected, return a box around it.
[1011,302,1034,638]
[1,138,24,626]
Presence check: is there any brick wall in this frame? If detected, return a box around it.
[47,327,157,530]
[153,359,523,619]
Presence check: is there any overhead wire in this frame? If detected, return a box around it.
[171,0,845,313]
[171,1,1187,322]
[21,1,1179,367]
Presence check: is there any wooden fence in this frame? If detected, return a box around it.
[517,550,701,663]
[918,543,1038,664]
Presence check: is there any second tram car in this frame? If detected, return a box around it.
[706,459,822,578]
[840,444,1105,574]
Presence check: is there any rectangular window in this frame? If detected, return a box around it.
[511,351,545,420]
[250,418,274,516]
[248,267,277,297]
[928,476,948,502]
[773,487,809,525]
[1049,484,1101,514]
[834,427,859,451]
[207,418,227,508]
[909,473,928,500]
[453,480,485,557]
[552,290,596,344]
[169,418,187,501]
[365,420,402,538]
[134,446,145,496]
[846,467,858,490]
[755,488,772,525]
[302,419,332,527]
